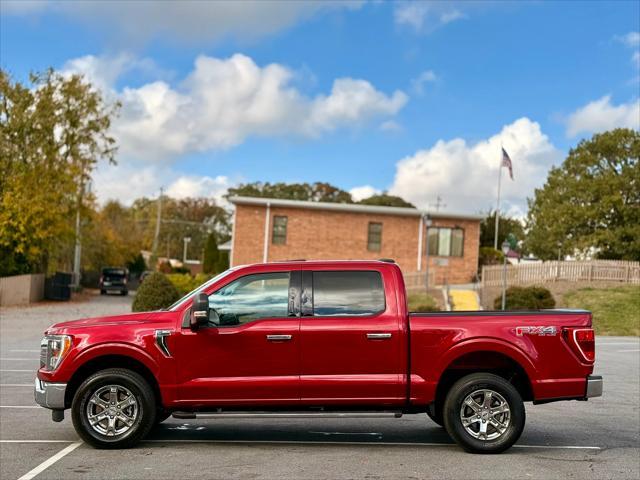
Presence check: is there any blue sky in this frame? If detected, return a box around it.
[2,0,639,216]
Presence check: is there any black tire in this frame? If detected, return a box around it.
[443,373,525,454]
[426,403,444,427]
[121,290,128,296]
[71,368,156,449]
[100,289,106,295]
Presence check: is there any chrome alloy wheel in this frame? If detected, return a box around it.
[459,389,511,441]
[86,385,139,437]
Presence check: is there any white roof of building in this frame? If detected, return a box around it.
[228,196,483,221]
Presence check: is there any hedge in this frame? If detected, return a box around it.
[494,286,556,310]
[132,272,180,312]
[166,273,212,296]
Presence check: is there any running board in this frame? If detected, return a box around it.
[172,411,403,420]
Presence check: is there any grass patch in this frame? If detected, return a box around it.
[408,293,440,312]
[564,285,640,336]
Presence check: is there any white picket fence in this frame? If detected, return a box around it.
[481,260,640,287]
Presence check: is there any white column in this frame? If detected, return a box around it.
[262,203,271,263]
[417,216,424,271]
[229,210,237,267]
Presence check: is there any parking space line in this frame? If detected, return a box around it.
[0,358,35,361]
[10,350,40,353]
[618,349,640,353]
[144,439,601,450]
[0,406,40,409]
[0,405,39,408]
[0,384,32,387]
[0,440,74,443]
[16,441,82,480]
[0,369,33,372]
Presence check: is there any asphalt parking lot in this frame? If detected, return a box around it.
[1,292,638,479]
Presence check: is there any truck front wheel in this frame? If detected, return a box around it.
[71,368,156,449]
[443,373,525,454]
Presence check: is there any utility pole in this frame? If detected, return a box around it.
[430,195,446,212]
[151,187,163,268]
[72,180,88,289]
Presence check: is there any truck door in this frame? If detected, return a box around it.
[299,267,405,406]
[175,268,301,405]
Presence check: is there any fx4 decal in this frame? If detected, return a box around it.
[515,326,558,337]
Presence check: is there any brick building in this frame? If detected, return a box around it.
[228,196,482,285]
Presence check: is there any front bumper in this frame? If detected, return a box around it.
[34,377,67,409]
[585,375,603,398]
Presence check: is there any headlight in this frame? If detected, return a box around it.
[40,335,72,371]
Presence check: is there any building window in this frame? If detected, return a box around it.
[427,227,464,257]
[367,222,382,252]
[272,216,287,245]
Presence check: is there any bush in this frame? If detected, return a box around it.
[132,272,180,312]
[494,286,555,310]
[479,247,504,269]
[166,273,212,296]
[407,293,440,312]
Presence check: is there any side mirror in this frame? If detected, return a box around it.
[190,292,210,329]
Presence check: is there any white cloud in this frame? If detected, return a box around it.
[615,31,640,48]
[61,53,167,92]
[3,0,362,45]
[411,70,437,95]
[379,120,402,132]
[62,53,407,162]
[440,10,465,25]
[166,175,232,203]
[92,162,235,206]
[633,51,640,68]
[566,95,640,137]
[389,118,562,215]
[350,185,381,201]
[394,1,466,32]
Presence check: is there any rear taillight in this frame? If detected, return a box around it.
[563,327,595,363]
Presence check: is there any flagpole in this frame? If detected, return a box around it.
[494,149,502,250]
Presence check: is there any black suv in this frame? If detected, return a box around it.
[99,267,129,296]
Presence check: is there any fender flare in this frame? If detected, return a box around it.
[433,337,539,384]
[70,342,161,378]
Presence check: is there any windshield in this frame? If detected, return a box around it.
[168,268,237,311]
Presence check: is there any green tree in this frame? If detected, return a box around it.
[227,181,353,203]
[0,69,119,275]
[525,129,640,260]
[358,194,415,208]
[480,211,526,250]
[202,233,220,274]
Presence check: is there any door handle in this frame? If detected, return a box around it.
[266,334,292,342]
[366,333,392,340]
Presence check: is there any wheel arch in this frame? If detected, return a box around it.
[64,353,162,409]
[433,340,537,407]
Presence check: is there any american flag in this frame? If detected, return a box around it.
[502,147,514,180]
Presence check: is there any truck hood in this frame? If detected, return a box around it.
[47,311,175,332]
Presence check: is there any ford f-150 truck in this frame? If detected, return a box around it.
[35,260,602,453]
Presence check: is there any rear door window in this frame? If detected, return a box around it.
[312,271,385,317]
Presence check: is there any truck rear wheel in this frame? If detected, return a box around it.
[71,368,156,449]
[443,373,525,454]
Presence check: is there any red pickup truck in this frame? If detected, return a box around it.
[35,260,602,453]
